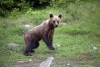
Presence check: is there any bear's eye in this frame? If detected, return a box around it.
[53,21,55,23]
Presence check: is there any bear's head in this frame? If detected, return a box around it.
[49,13,62,28]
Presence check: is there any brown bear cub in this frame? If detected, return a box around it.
[23,13,62,56]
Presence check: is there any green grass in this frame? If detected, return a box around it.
[0,1,100,67]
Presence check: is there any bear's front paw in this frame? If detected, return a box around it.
[49,47,55,50]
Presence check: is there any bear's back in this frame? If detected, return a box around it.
[26,20,49,38]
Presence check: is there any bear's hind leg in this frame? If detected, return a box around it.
[30,42,39,53]
[30,50,35,53]
[24,39,34,56]
[24,45,32,56]
[33,42,39,49]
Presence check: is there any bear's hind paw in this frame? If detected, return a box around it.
[24,53,32,56]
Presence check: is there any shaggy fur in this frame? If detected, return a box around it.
[23,13,62,56]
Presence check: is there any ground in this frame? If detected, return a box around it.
[10,60,40,67]
[10,54,99,67]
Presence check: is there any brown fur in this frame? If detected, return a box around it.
[23,13,62,56]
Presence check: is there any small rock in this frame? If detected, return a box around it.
[29,59,32,62]
[54,43,60,48]
[24,24,30,28]
[8,43,20,47]
[67,63,70,66]
[93,47,97,50]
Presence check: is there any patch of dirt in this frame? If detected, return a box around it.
[10,61,40,67]
[82,53,92,60]
[9,59,100,67]
[9,54,100,67]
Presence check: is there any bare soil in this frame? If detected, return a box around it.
[9,53,100,67]
[10,61,40,67]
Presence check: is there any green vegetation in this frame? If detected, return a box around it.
[0,0,100,67]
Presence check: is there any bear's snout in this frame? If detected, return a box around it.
[55,25,58,27]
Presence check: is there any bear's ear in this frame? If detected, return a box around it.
[58,14,62,18]
[49,13,53,18]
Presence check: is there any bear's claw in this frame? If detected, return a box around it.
[23,53,32,56]
[49,47,55,50]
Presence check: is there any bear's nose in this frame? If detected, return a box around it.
[55,25,58,27]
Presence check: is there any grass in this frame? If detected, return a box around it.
[0,1,100,67]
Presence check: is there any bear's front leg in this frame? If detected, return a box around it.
[42,36,55,50]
